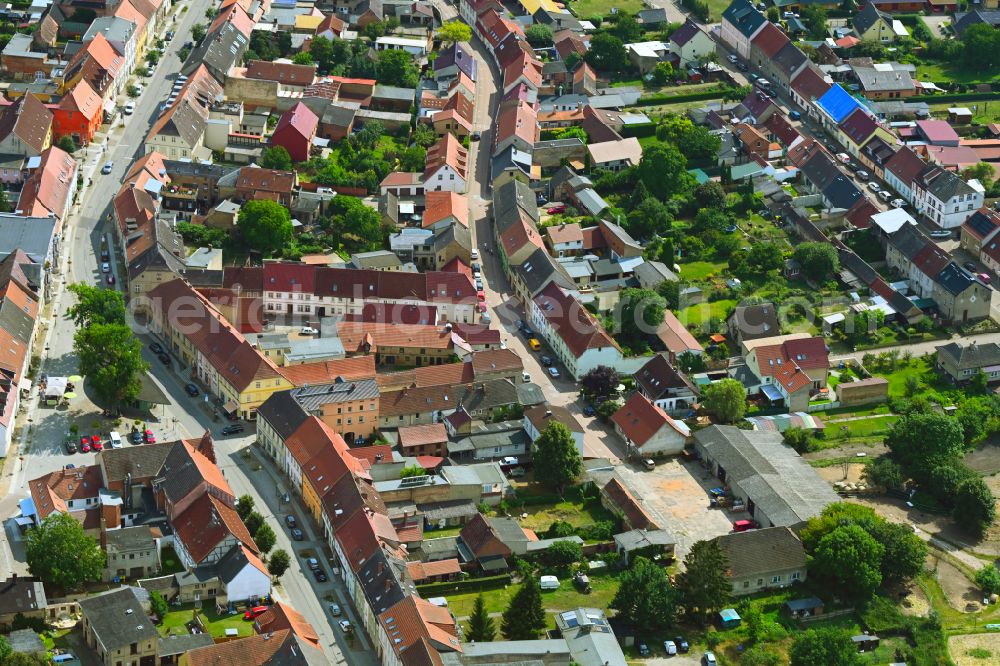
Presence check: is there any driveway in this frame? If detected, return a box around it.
[923,15,951,39]
[617,459,741,558]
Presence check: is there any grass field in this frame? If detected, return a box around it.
[822,414,898,441]
[443,574,621,620]
[517,495,618,534]
[565,0,645,18]
[160,605,254,638]
[160,546,185,575]
[677,260,727,281]
[914,61,1000,85]
[928,100,1000,124]
[677,298,737,329]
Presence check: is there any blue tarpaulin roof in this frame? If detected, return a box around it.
[719,609,741,623]
[19,498,35,517]
[817,84,863,124]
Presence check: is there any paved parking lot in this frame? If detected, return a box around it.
[617,458,744,558]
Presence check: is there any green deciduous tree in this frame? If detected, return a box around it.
[792,242,840,281]
[74,324,147,410]
[611,556,678,635]
[694,181,727,209]
[886,411,965,478]
[812,524,884,601]
[260,145,293,170]
[542,540,583,572]
[376,49,419,87]
[466,594,496,642]
[617,288,665,346]
[150,591,169,620]
[626,196,673,239]
[56,135,77,154]
[0,636,12,662]
[963,161,996,187]
[637,144,691,200]
[790,628,862,666]
[245,511,265,537]
[650,61,674,86]
[675,540,730,624]
[801,5,829,40]
[328,194,383,253]
[861,457,903,491]
[584,33,629,73]
[654,115,721,163]
[400,464,427,478]
[611,13,642,42]
[783,426,818,453]
[292,51,314,65]
[238,199,294,256]
[868,520,927,584]
[236,495,255,521]
[953,476,996,536]
[192,24,207,42]
[254,523,277,554]
[268,549,291,577]
[501,576,546,639]
[963,23,1000,70]
[700,378,746,424]
[66,283,127,327]
[525,24,553,46]
[533,422,583,494]
[975,564,1000,595]
[437,21,471,44]
[25,513,104,589]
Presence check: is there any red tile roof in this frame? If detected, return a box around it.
[602,478,659,530]
[533,283,620,358]
[751,21,789,58]
[494,99,538,149]
[398,423,448,449]
[244,60,317,84]
[379,596,461,657]
[884,146,927,187]
[278,356,376,386]
[425,133,468,181]
[612,392,686,445]
[406,558,461,582]
[791,64,831,102]
[423,191,469,228]
[16,146,75,220]
[752,336,828,392]
[172,493,258,564]
[254,602,320,646]
[273,102,319,140]
[838,108,880,146]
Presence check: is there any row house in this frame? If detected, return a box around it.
[0,94,53,158]
[15,146,77,225]
[256,263,479,324]
[960,208,1000,264]
[147,279,292,420]
[837,107,896,158]
[721,0,767,59]
[145,64,225,160]
[789,64,831,115]
[424,133,468,193]
[911,164,984,229]
[52,79,104,147]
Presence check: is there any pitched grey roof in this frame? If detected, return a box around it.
[729,303,780,340]
[256,390,310,442]
[633,260,678,287]
[952,9,1000,38]
[512,247,574,298]
[493,179,538,231]
[934,261,978,296]
[77,588,159,651]
[105,526,156,551]
[614,528,676,550]
[920,166,975,202]
[0,213,58,264]
[182,20,249,83]
[291,379,380,409]
[853,4,889,36]
[434,222,472,253]
[715,526,806,578]
[694,425,839,526]
[634,353,699,401]
[157,633,215,657]
[773,42,807,78]
[0,578,46,615]
[936,341,1000,370]
[216,544,261,584]
[98,441,175,484]
[887,223,928,261]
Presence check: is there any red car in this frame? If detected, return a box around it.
[106,274,116,285]
[80,436,91,453]
[244,606,269,620]
[91,436,103,451]
[144,429,156,443]
[546,204,566,214]
[477,291,486,302]
[477,302,487,313]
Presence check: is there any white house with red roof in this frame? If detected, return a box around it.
[612,392,690,457]
[743,334,829,412]
[528,282,623,380]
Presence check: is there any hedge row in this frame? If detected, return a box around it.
[911,91,1000,103]
[620,122,658,138]
[415,574,512,596]
[632,88,730,108]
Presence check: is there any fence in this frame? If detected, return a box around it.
[799,608,855,625]
[415,574,512,597]
[806,401,842,413]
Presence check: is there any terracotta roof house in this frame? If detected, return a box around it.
[253,602,321,647]
[422,191,469,230]
[457,513,513,571]
[184,629,326,666]
[600,477,659,530]
[16,146,76,223]
[244,60,317,87]
[424,133,469,193]
[62,33,124,101]
[790,64,831,111]
[744,335,829,411]
[657,310,704,364]
[271,102,319,162]
[398,423,448,457]
[493,99,538,157]
[52,79,102,147]
[171,492,258,568]
[612,392,690,457]
[530,282,622,381]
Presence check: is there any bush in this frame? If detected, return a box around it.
[416,574,512,596]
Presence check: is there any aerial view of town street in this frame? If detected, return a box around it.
[4,0,1000,663]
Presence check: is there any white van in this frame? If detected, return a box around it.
[539,575,559,590]
[109,431,122,448]
[52,654,77,664]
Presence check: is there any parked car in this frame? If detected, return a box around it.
[102,161,113,174]
[339,620,352,633]
[91,436,103,451]
[471,131,481,141]
[540,355,553,366]
[929,229,952,238]
[548,367,560,379]
[664,640,677,656]
[856,170,870,181]
[891,199,907,208]
[328,603,342,616]
[80,437,91,453]
[477,290,486,301]
[131,430,143,444]
[105,274,115,285]
[675,637,690,653]
[165,30,174,40]
[583,405,595,416]
[157,353,171,365]
[221,424,245,435]
[285,515,297,528]
[144,429,155,444]
[789,110,801,120]
[477,302,487,313]
[727,54,738,64]
[149,342,163,354]
[124,102,134,115]
[546,204,566,214]
[101,262,110,273]
[312,567,328,582]
[243,606,269,620]
[306,557,320,571]
[878,190,892,202]
[867,182,881,192]
[65,439,77,454]
[638,644,650,657]
[291,528,304,541]
[965,261,977,272]
[184,383,199,397]
[300,326,318,335]
[737,61,748,71]
[703,653,718,666]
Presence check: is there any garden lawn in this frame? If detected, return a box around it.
[822,414,897,441]
[874,360,933,398]
[443,574,620,620]
[677,299,737,329]
[517,495,617,534]
[566,0,645,18]
[160,546,184,575]
[160,605,254,638]
[677,260,727,281]
[913,61,1000,85]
